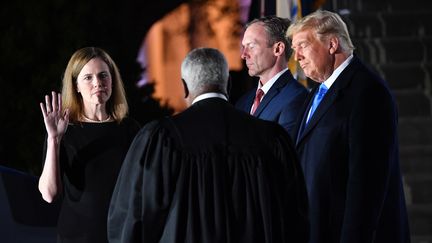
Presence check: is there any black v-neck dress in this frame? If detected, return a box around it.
[43,118,140,243]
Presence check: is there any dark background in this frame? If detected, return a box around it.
[2,1,431,240]
[0,0,261,175]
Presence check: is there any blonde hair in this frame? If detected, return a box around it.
[286,10,354,54]
[61,47,128,123]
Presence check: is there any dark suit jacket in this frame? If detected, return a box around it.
[293,57,410,243]
[108,97,309,243]
[235,70,308,139]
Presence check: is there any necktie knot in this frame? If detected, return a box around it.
[317,84,328,100]
[256,88,264,100]
[306,83,328,124]
[251,88,264,115]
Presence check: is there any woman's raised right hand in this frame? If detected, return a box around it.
[40,91,69,139]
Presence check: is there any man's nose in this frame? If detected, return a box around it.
[240,48,248,60]
[294,51,302,61]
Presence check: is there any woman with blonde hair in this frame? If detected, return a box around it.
[38,47,140,243]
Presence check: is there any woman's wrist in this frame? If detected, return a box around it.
[47,136,61,144]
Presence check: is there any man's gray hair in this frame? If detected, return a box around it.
[181,47,229,94]
[287,10,355,55]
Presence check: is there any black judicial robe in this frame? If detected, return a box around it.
[108,97,309,243]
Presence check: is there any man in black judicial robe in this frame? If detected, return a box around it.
[107,48,309,243]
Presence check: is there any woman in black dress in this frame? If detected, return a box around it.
[38,47,140,243]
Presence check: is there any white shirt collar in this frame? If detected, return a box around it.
[192,92,228,104]
[322,54,354,89]
[258,68,288,94]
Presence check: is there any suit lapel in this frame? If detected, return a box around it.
[295,56,361,146]
[297,87,339,143]
[253,71,292,117]
[243,91,256,113]
[295,88,316,146]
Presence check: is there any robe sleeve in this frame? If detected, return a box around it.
[108,120,176,243]
[272,125,309,243]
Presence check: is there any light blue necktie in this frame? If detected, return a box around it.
[306,83,328,124]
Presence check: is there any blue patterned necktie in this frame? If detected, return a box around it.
[306,83,328,124]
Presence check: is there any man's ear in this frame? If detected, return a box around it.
[329,36,339,54]
[274,42,285,56]
[182,78,189,98]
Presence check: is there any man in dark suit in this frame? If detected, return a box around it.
[236,16,308,139]
[287,10,410,243]
[107,47,309,243]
